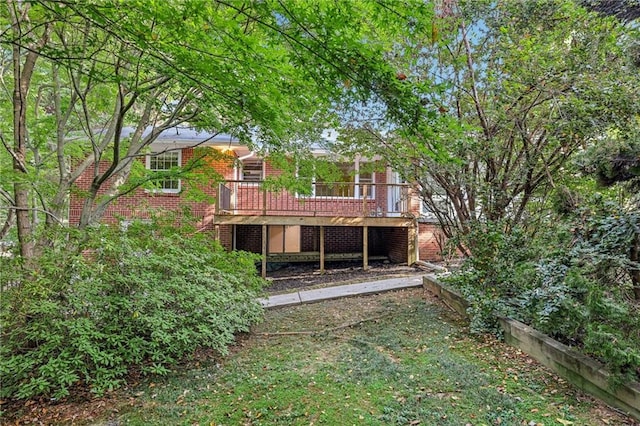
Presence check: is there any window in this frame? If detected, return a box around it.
[242,159,263,182]
[420,198,438,219]
[420,187,450,220]
[420,187,469,220]
[315,162,354,197]
[358,169,374,198]
[314,161,374,198]
[147,151,181,193]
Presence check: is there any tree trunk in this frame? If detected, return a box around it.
[8,1,51,261]
[78,192,99,230]
[12,31,34,260]
[0,205,15,241]
[13,185,34,259]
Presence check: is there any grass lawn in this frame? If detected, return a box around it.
[8,288,638,425]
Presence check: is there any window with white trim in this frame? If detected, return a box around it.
[420,187,478,220]
[242,159,263,182]
[314,161,375,198]
[146,151,181,193]
[357,168,374,198]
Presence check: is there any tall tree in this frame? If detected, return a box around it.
[1,0,429,259]
[336,0,640,256]
[580,0,640,196]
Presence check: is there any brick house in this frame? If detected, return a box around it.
[69,127,445,276]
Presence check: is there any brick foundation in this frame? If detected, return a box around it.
[235,225,263,253]
[217,224,233,250]
[234,224,439,265]
[381,228,408,263]
[418,222,444,261]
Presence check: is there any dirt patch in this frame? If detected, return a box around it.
[265,260,429,293]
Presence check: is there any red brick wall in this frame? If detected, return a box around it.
[69,147,235,227]
[264,161,282,177]
[71,150,445,263]
[405,186,447,262]
[325,226,362,253]
[407,187,423,217]
[217,224,233,250]
[235,225,262,253]
[381,228,408,263]
[301,226,318,251]
[71,154,403,225]
[418,222,444,261]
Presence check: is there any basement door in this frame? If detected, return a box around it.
[268,225,301,253]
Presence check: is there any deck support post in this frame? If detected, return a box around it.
[261,224,267,278]
[407,221,418,265]
[319,226,325,274]
[363,225,369,270]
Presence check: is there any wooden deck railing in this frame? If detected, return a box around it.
[216,180,411,217]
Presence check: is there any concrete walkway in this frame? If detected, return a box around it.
[260,275,425,309]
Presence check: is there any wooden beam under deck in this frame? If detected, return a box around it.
[213,214,416,228]
[363,226,369,270]
[266,252,388,263]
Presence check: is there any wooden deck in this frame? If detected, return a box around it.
[215,180,412,220]
[213,214,415,227]
[211,181,418,277]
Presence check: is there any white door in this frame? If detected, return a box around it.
[387,170,402,217]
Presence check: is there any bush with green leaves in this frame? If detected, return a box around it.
[445,221,544,334]
[0,220,267,399]
[445,205,640,383]
[562,203,639,383]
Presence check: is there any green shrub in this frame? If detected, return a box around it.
[568,204,640,383]
[445,221,543,334]
[445,208,640,383]
[0,221,267,399]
